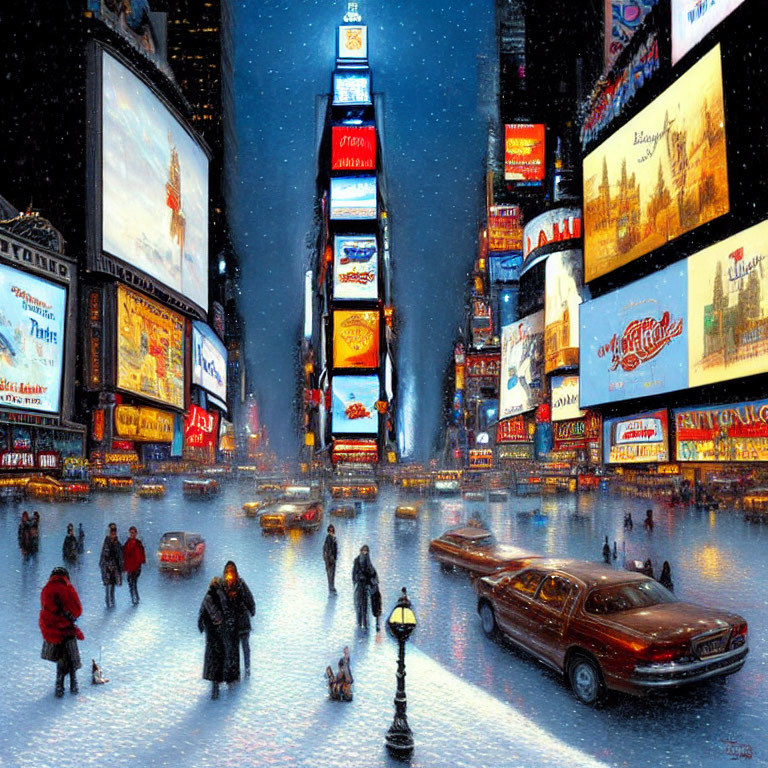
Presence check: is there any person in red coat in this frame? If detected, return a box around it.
[123,526,147,606]
[39,567,83,697]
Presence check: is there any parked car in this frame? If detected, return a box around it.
[183,478,219,497]
[429,526,542,575]
[475,559,748,705]
[157,531,205,573]
[259,500,323,533]
[395,502,420,519]
[330,504,358,518]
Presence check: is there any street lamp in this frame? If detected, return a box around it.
[385,587,417,757]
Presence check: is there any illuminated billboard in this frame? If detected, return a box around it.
[499,310,545,419]
[675,399,768,462]
[605,0,657,70]
[672,0,745,64]
[333,71,371,105]
[101,51,209,310]
[116,285,185,409]
[583,45,728,282]
[489,253,522,283]
[687,219,768,389]
[331,126,376,171]
[333,310,380,369]
[0,263,67,414]
[551,375,585,422]
[330,177,377,219]
[338,25,368,59]
[333,236,378,300]
[604,409,669,464]
[504,124,545,183]
[332,375,379,435]
[488,205,523,251]
[580,262,688,407]
[523,207,582,266]
[545,250,588,373]
[192,321,227,403]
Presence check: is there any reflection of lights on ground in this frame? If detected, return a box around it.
[695,544,726,581]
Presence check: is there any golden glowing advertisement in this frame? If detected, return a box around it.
[688,219,768,388]
[114,405,174,442]
[333,310,380,369]
[116,285,185,408]
[583,45,729,282]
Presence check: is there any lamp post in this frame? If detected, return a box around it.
[385,587,417,757]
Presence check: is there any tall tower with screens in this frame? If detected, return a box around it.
[307,4,397,468]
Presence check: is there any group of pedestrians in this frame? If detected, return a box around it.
[198,561,255,699]
[99,523,147,607]
[17,510,41,556]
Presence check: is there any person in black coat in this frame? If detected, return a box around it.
[352,545,376,630]
[198,577,227,699]
[369,571,383,632]
[62,523,79,564]
[222,561,253,677]
[658,561,674,592]
[99,523,124,608]
[322,525,338,594]
[602,536,611,564]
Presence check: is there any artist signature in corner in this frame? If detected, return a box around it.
[721,739,753,760]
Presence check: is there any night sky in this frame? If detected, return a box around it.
[232,0,497,459]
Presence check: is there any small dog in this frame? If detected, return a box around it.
[91,659,109,685]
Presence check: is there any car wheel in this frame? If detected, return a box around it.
[568,654,604,706]
[479,602,497,637]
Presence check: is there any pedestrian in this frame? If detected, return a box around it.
[326,645,353,701]
[222,561,254,678]
[624,512,633,530]
[612,540,618,560]
[39,567,84,697]
[62,523,79,564]
[99,522,124,608]
[642,558,654,578]
[352,545,376,630]
[29,511,40,553]
[644,509,654,531]
[198,577,227,700]
[602,536,611,564]
[658,561,674,592]
[123,526,146,606]
[77,523,85,554]
[369,571,383,632]
[18,511,32,556]
[322,524,338,594]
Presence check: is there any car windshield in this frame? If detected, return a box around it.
[160,534,184,549]
[584,581,677,615]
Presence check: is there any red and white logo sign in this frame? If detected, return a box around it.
[598,311,683,372]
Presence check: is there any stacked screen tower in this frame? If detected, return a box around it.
[304,5,398,468]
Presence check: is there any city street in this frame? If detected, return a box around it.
[1,483,765,768]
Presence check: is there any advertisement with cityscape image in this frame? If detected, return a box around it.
[0,263,67,414]
[545,250,589,373]
[330,176,377,219]
[580,262,688,407]
[499,310,545,419]
[687,219,768,389]
[583,45,728,282]
[116,285,185,409]
[334,235,378,300]
[101,51,209,310]
[332,375,379,434]
[192,321,227,403]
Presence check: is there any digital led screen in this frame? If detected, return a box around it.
[605,0,657,70]
[580,262,688,407]
[330,176,377,220]
[338,25,368,59]
[101,51,209,310]
[488,205,523,251]
[523,207,582,265]
[332,375,379,435]
[116,285,185,409]
[332,126,376,171]
[333,236,378,300]
[333,310,380,369]
[687,219,768,389]
[333,71,371,105]
[604,409,669,464]
[0,263,67,414]
[675,398,768,462]
[672,0,745,64]
[504,124,545,183]
[192,321,227,403]
[499,310,545,419]
[551,375,586,422]
[545,250,588,373]
[583,45,728,282]
[489,253,522,284]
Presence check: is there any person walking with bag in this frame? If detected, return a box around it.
[352,545,376,630]
[123,526,146,605]
[99,523,124,608]
[323,525,338,594]
[39,567,84,697]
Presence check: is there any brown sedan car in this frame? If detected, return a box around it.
[475,559,748,705]
[429,526,542,575]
